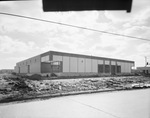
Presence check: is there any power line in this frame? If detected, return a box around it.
[0,12,150,42]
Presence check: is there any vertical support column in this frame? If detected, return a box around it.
[115,61,117,74]
[84,58,86,73]
[110,60,111,75]
[49,52,53,73]
[69,56,70,72]
[77,57,78,72]
[91,57,92,72]
[103,60,105,74]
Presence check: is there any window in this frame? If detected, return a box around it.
[51,61,60,65]
[41,55,49,62]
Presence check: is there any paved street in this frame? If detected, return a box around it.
[0,89,150,118]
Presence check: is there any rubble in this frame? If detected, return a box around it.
[0,73,150,103]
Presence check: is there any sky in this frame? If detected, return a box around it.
[0,0,150,69]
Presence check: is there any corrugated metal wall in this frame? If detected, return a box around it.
[52,54,134,74]
[62,56,69,72]
[70,57,78,72]
[78,58,85,72]
[85,59,92,72]
[16,55,41,74]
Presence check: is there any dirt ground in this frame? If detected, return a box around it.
[0,73,150,103]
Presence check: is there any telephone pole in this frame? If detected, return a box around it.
[145,56,147,67]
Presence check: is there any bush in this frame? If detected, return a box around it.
[12,72,17,75]
[28,74,42,80]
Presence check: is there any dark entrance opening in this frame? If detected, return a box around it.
[98,64,103,73]
[105,65,110,73]
[111,65,116,75]
[117,65,121,73]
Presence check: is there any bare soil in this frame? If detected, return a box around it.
[0,73,150,104]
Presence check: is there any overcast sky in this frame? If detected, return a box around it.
[0,0,150,69]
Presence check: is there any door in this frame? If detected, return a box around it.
[111,65,116,75]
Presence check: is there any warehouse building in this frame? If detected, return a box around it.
[14,51,134,76]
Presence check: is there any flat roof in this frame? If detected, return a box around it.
[50,51,134,63]
[17,50,134,64]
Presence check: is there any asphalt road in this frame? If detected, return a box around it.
[0,89,150,118]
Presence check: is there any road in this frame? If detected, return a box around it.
[0,89,150,118]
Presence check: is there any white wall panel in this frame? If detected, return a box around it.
[26,56,41,73]
[63,56,69,72]
[85,59,92,72]
[98,60,103,64]
[121,62,125,73]
[125,62,130,73]
[129,63,132,73]
[53,55,63,61]
[92,59,98,72]
[78,58,85,72]
[70,57,77,72]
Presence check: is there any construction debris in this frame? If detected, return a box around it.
[0,73,150,103]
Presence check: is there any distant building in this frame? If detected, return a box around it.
[14,51,134,76]
[0,69,14,74]
[137,66,150,74]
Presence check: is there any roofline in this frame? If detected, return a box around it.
[50,50,134,63]
[16,50,134,64]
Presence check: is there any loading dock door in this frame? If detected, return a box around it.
[105,65,110,73]
[117,66,121,73]
[98,64,103,73]
[111,65,116,75]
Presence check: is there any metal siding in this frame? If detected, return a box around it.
[30,56,41,73]
[128,63,131,73]
[70,57,77,72]
[92,59,97,72]
[53,55,63,61]
[121,62,124,73]
[78,58,85,72]
[85,58,92,72]
[63,56,69,72]
[124,62,127,73]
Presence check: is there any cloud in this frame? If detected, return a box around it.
[0,35,38,53]
[137,43,150,56]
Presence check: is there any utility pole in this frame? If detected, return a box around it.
[145,56,147,67]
